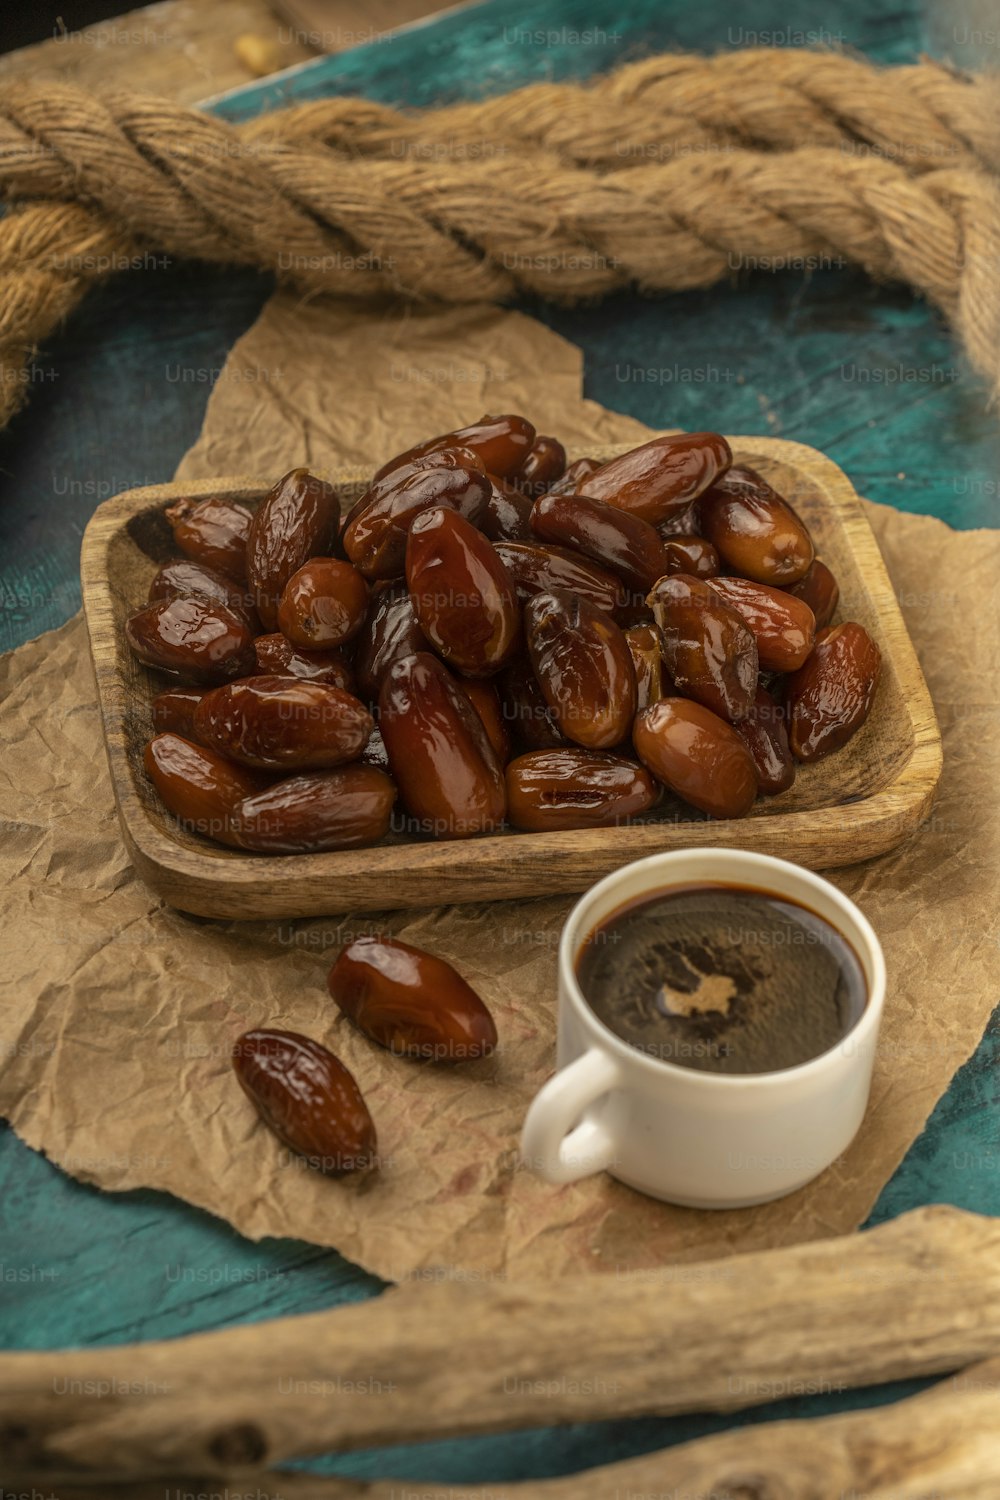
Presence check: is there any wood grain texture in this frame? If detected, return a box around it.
[32,1354,1000,1498]
[0,1204,995,1483]
[80,436,942,919]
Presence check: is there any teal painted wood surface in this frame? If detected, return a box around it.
[209,0,939,120]
[2,0,999,1482]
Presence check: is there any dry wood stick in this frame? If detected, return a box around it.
[2,1205,998,1485]
[28,1355,1000,1500]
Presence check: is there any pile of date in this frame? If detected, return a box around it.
[127,415,883,1176]
[131,415,882,853]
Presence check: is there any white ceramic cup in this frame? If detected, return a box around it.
[520,848,885,1208]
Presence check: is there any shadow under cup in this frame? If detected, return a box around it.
[522,849,886,1209]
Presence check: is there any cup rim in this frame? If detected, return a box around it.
[560,847,886,1089]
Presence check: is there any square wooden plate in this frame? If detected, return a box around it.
[80,436,942,919]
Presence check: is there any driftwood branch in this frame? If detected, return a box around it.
[2,1205,999,1484]
[27,1356,1000,1500]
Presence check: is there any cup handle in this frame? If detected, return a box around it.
[520,1048,622,1184]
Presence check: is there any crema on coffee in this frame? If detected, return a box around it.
[576,883,867,1075]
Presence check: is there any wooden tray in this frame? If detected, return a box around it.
[80,437,942,919]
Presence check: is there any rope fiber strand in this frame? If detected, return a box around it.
[0,50,998,429]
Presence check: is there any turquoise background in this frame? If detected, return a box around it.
[2,0,999,1482]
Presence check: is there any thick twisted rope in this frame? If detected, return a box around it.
[5,52,998,183]
[240,49,1000,173]
[1,51,999,429]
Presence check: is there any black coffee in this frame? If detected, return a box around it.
[576,883,867,1075]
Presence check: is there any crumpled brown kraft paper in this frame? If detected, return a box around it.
[173,299,654,484]
[2,294,999,1281]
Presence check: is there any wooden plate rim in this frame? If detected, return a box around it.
[80,437,943,916]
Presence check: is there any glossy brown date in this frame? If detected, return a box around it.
[148,558,258,629]
[405,506,520,676]
[786,622,881,762]
[662,536,720,580]
[194,676,373,770]
[579,432,732,526]
[371,413,535,483]
[647,574,758,723]
[525,588,637,750]
[707,575,816,672]
[699,466,814,585]
[328,936,497,1062]
[276,558,369,649]
[734,685,796,796]
[633,699,758,819]
[354,585,426,701]
[624,622,672,711]
[126,597,257,684]
[499,659,568,750]
[165,496,253,582]
[232,1029,377,1175]
[226,764,396,852]
[144,732,265,843]
[479,477,536,542]
[494,540,626,615]
[547,456,599,497]
[656,502,701,538]
[530,491,671,593]
[458,677,511,764]
[785,558,840,630]
[379,652,505,838]
[246,469,341,629]
[506,749,659,832]
[511,434,567,497]
[358,445,485,507]
[345,448,484,529]
[344,459,491,580]
[360,725,390,772]
[151,688,206,740]
[254,633,354,692]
